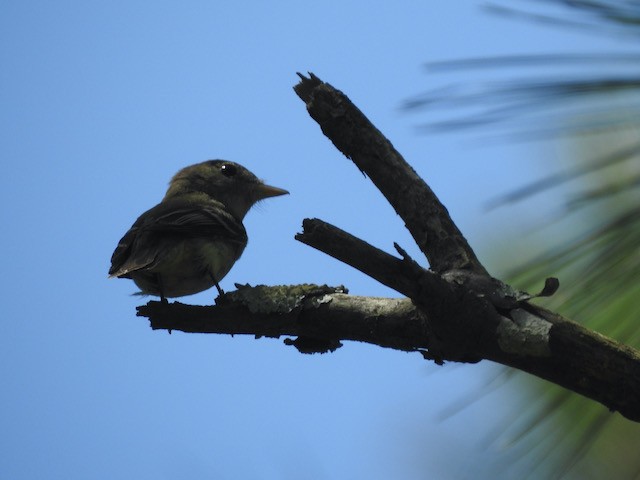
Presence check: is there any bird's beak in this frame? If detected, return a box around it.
[256,183,289,199]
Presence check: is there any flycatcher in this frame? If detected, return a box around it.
[109,160,288,301]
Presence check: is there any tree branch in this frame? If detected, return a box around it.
[295,218,423,298]
[137,282,640,421]
[293,72,487,275]
[134,72,640,423]
[137,286,428,353]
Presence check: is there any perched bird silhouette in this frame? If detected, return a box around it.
[109,160,288,301]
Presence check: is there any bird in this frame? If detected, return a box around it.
[108,159,289,301]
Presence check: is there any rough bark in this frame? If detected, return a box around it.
[136,73,640,422]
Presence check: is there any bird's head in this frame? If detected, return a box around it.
[164,160,289,219]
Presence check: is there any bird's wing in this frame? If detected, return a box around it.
[145,202,247,240]
[108,198,247,278]
[108,223,145,278]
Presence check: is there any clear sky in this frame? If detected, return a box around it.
[0,1,621,479]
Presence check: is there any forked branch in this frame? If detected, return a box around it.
[137,73,640,422]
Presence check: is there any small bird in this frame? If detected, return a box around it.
[109,160,289,301]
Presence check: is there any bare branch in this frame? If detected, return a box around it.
[293,72,487,275]
[295,218,423,298]
[137,286,428,353]
[133,73,640,423]
[137,283,640,421]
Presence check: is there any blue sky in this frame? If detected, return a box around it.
[0,1,622,479]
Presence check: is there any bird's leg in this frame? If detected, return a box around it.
[210,274,225,297]
[156,274,168,304]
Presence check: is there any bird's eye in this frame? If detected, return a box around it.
[220,164,237,177]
